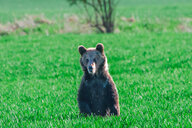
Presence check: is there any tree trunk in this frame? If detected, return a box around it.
[104,23,114,33]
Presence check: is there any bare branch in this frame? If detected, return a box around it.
[66,0,118,33]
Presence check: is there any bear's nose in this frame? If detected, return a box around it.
[88,66,93,72]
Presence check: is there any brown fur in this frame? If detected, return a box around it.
[77,43,120,116]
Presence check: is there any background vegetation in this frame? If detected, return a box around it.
[0,0,191,127]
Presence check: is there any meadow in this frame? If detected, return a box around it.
[0,0,192,127]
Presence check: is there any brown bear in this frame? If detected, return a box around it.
[77,43,120,116]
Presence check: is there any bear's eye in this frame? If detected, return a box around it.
[93,58,97,63]
[86,59,89,63]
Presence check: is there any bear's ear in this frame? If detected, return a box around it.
[78,45,87,56]
[96,43,104,54]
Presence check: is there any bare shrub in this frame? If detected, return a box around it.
[66,0,119,33]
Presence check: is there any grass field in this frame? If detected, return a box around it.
[0,0,192,127]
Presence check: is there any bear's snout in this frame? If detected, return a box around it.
[88,66,93,71]
[88,63,96,74]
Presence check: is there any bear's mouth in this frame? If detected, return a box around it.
[87,63,96,74]
[88,67,96,74]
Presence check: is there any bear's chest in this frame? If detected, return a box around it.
[86,79,108,97]
[85,78,108,114]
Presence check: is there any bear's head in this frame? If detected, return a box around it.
[78,43,108,75]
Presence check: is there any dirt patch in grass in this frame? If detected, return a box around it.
[0,14,53,36]
[1,15,192,36]
[60,15,93,34]
[0,14,94,36]
[177,18,192,32]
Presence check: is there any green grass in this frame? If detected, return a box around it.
[0,0,192,127]
[0,33,191,127]
[0,0,192,23]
